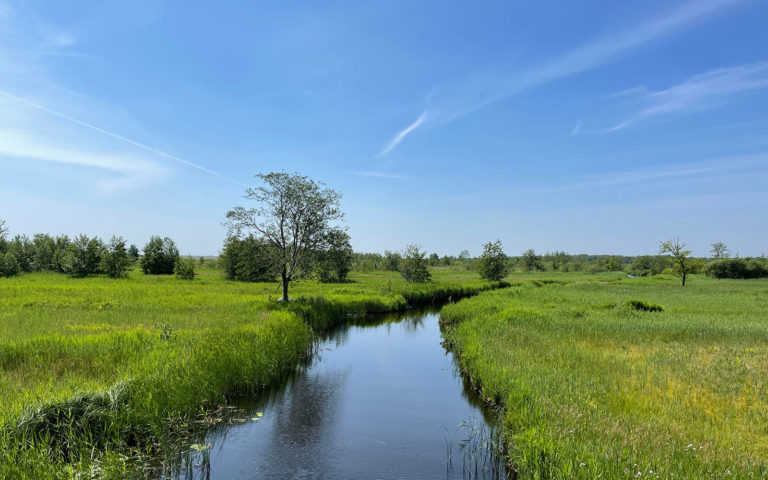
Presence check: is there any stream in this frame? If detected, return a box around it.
[172,306,508,480]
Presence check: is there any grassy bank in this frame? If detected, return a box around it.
[0,266,500,478]
[440,273,768,479]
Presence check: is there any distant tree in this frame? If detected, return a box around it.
[127,244,140,262]
[225,172,345,301]
[659,237,693,286]
[220,235,280,282]
[141,236,179,274]
[477,239,508,281]
[7,235,34,272]
[428,252,440,267]
[604,255,624,272]
[0,218,7,252]
[383,250,402,271]
[63,234,104,277]
[522,249,541,272]
[31,234,56,271]
[315,229,353,283]
[174,257,196,280]
[198,256,205,266]
[400,244,431,283]
[458,250,471,261]
[710,242,729,259]
[101,236,131,279]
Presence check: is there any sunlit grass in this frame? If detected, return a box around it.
[0,266,499,478]
[440,273,768,478]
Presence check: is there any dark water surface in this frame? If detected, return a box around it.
[178,307,507,480]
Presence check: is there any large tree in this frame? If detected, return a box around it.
[659,237,693,286]
[226,172,345,301]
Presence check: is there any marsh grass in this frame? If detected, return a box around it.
[0,267,500,478]
[441,273,768,478]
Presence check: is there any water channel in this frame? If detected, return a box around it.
[174,306,508,480]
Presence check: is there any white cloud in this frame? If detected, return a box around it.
[0,128,168,192]
[605,62,768,131]
[377,110,427,157]
[379,0,742,155]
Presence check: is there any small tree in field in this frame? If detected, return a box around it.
[174,257,196,280]
[141,236,179,274]
[710,242,729,259]
[101,236,131,278]
[226,172,345,301]
[522,248,541,272]
[477,239,508,281]
[400,244,431,283]
[659,237,693,286]
[127,244,140,262]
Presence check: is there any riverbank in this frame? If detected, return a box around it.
[0,267,505,478]
[440,273,768,478]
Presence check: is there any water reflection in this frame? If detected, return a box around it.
[171,306,508,480]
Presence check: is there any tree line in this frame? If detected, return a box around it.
[0,222,195,280]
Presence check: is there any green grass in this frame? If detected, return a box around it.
[440,273,768,479]
[0,266,500,478]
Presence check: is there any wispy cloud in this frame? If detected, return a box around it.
[377,110,427,157]
[605,62,768,132]
[570,118,582,135]
[379,0,741,155]
[352,170,406,179]
[0,128,168,192]
[0,89,244,185]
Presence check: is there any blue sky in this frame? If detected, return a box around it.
[1,0,767,256]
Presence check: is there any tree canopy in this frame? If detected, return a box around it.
[226,172,345,301]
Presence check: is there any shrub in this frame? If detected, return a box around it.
[0,252,20,277]
[220,235,279,282]
[625,299,664,312]
[707,258,768,279]
[174,257,196,280]
[101,236,131,279]
[400,244,431,283]
[477,240,509,281]
[140,236,179,274]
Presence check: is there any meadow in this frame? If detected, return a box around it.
[0,265,503,478]
[440,273,768,479]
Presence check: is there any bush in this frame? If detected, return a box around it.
[707,258,768,279]
[625,299,663,312]
[220,235,279,282]
[101,236,131,279]
[174,257,196,280]
[477,239,508,281]
[400,244,431,283]
[63,235,104,277]
[140,236,179,274]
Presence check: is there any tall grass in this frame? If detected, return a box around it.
[441,273,768,478]
[0,267,500,478]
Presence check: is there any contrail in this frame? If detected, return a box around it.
[0,88,247,186]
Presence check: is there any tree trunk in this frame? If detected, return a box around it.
[281,267,290,301]
[682,271,687,287]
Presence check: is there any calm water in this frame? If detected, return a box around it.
[175,307,507,480]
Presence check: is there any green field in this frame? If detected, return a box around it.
[0,266,501,478]
[440,273,768,478]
